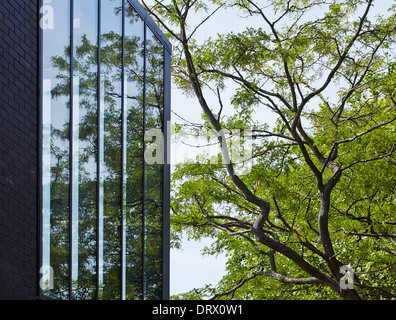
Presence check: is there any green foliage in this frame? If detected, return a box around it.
[145,0,396,300]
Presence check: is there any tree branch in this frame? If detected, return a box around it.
[300,0,374,108]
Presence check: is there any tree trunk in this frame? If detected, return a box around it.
[318,186,361,300]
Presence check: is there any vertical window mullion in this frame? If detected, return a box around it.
[121,0,127,301]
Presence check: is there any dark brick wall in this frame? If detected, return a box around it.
[0,0,38,299]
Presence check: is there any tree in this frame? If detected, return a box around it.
[142,0,396,300]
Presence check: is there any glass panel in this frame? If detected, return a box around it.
[124,3,145,300]
[41,0,71,300]
[41,0,168,300]
[100,0,123,300]
[144,27,164,300]
[72,0,98,299]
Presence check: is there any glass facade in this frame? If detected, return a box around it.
[39,0,171,300]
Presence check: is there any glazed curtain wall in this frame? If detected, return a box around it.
[40,0,170,300]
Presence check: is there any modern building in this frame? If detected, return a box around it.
[0,0,171,300]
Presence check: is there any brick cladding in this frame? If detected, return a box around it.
[0,0,38,299]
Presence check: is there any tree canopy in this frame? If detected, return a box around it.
[143,0,396,300]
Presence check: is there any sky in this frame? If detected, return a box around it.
[138,0,395,296]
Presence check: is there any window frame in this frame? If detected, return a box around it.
[38,0,171,300]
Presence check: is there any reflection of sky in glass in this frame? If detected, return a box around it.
[124,5,145,300]
[72,0,99,298]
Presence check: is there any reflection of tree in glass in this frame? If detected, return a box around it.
[124,6,145,300]
[47,8,165,299]
[144,29,164,300]
[49,34,99,299]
